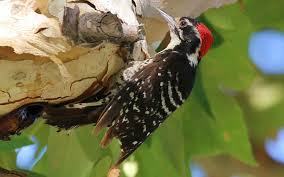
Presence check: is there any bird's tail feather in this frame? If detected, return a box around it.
[43,105,105,130]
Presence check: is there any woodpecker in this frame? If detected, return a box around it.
[93,9,214,166]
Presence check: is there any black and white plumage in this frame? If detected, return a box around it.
[94,9,214,166]
[96,51,198,165]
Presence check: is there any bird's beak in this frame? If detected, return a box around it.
[156,8,178,32]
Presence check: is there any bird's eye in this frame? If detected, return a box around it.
[180,21,188,27]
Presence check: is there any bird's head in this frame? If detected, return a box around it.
[157,9,214,60]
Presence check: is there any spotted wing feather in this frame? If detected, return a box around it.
[95,50,197,166]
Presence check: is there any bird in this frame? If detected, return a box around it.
[93,8,214,167]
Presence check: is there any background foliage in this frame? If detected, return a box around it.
[1,0,284,177]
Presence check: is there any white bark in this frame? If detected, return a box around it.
[0,0,145,115]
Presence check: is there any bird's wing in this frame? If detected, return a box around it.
[94,51,196,166]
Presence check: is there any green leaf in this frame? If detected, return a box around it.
[32,152,48,175]
[245,0,284,30]
[41,128,94,177]
[76,125,111,162]
[0,136,32,151]
[181,97,222,157]
[0,151,17,169]
[200,3,257,165]
[203,85,256,165]
[136,112,191,177]
[88,156,112,177]
[203,5,256,91]
[191,71,214,119]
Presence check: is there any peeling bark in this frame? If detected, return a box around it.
[0,43,125,115]
[0,0,145,116]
